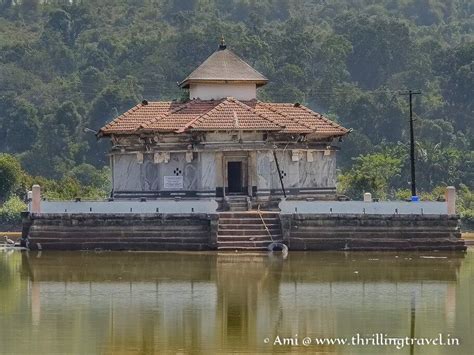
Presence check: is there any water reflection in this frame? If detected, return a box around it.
[0,250,472,354]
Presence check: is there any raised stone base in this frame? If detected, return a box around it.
[23,213,218,251]
[280,214,466,251]
[22,212,466,251]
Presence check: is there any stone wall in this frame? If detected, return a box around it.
[112,147,337,200]
[112,152,215,198]
[23,213,218,251]
[255,150,336,200]
[280,214,466,251]
[22,212,466,251]
[189,82,257,100]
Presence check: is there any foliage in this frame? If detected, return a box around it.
[20,169,111,201]
[39,176,110,201]
[338,153,402,200]
[395,185,474,230]
[0,155,110,226]
[0,195,26,224]
[457,184,474,230]
[0,154,22,202]
[394,189,412,201]
[0,0,471,199]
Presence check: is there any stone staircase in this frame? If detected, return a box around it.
[225,196,249,211]
[217,212,283,251]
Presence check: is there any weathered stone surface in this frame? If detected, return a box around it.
[22,212,466,251]
[282,214,466,251]
[111,147,338,201]
[24,213,217,251]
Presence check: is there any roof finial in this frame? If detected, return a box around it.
[219,35,226,50]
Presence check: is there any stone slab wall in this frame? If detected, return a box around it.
[279,200,447,215]
[255,150,337,198]
[23,213,218,251]
[112,148,338,200]
[21,212,466,251]
[39,199,218,214]
[112,152,216,198]
[280,214,466,251]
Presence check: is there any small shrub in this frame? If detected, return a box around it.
[0,196,27,224]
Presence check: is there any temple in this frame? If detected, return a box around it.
[98,40,349,210]
[22,41,464,252]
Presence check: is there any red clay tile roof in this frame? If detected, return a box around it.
[98,97,348,137]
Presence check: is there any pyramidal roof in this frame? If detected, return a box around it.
[179,43,268,88]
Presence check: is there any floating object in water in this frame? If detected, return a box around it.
[420,256,447,259]
[354,271,359,274]
[267,242,288,259]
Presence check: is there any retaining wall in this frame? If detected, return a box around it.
[22,212,466,251]
[23,213,218,251]
[280,213,465,251]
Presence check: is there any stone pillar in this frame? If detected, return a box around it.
[446,186,456,215]
[364,192,372,202]
[209,214,219,248]
[215,152,224,197]
[31,185,41,214]
[249,151,257,196]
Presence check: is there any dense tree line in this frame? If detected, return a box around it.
[0,0,472,214]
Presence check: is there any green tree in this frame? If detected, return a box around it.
[0,154,22,202]
[0,0,472,197]
[0,94,39,153]
[415,142,464,190]
[334,14,412,89]
[22,101,85,178]
[339,152,403,200]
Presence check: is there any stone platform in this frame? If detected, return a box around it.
[280,213,465,251]
[22,213,218,251]
[21,210,466,251]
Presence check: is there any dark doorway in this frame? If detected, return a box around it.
[227,162,242,193]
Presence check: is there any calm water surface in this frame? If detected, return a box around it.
[0,249,473,354]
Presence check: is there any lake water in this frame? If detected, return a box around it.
[0,249,472,354]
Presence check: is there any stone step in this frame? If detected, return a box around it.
[219,239,274,246]
[216,252,271,257]
[219,223,280,230]
[219,218,280,224]
[219,212,279,218]
[217,210,281,250]
[217,235,283,242]
[228,207,248,211]
[218,229,281,236]
[217,246,270,251]
[217,240,274,247]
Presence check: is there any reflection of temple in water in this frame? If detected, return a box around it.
[17,251,467,353]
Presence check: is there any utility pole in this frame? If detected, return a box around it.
[400,90,421,198]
